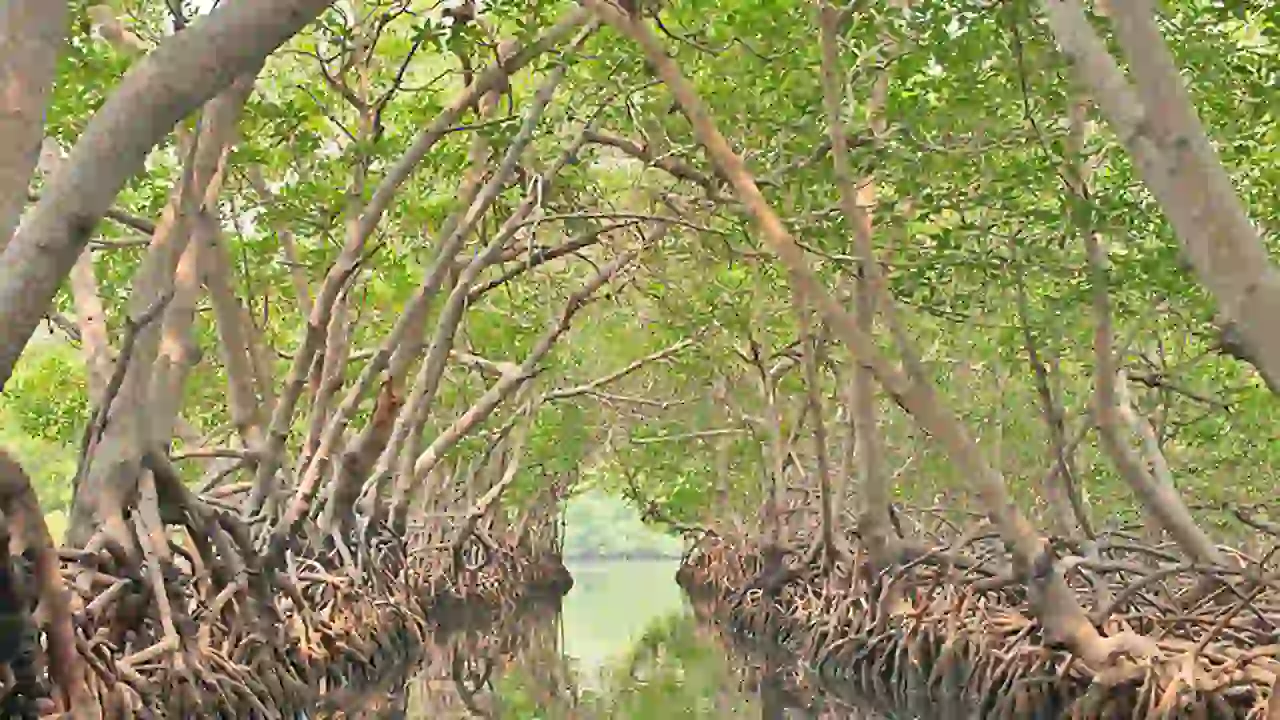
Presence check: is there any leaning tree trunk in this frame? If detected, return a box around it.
[588,0,1155,669]
[0,0,341,389]
[67,74,257,550]
[0,0,67,249]
[1040,0,1280,392]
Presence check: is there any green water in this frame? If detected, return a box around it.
[395,557,893,718]
[560,557,687,686]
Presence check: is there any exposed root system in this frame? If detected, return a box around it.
[687,598,893,719]
[37,529,423,717]
[0,453,570,719]
[678,526,1280,719]
[414,535,573,624]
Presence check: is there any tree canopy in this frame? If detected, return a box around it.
[0,0,1276,715]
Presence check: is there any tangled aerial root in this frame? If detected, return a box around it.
[10,534,570,719]
[413,534,573,625]
[0,509,568,718]
[0,442,578,718]
[43,527,427,718]
[687,598,898,719]
[678,526,1280,719]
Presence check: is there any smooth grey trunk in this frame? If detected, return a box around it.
[1040,0,1280,392]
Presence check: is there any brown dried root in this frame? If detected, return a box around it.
[0,445,543,718]
[681,520,1280,719]
[0,449,89,716]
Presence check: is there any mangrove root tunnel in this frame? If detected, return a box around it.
[0,0,1276,717]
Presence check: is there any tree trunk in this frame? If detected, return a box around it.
[1066,83,1227,569]
[0,0,340,390]
[67,75,256,549]
[591,0,1154,668]
[817,2,893,566]
[1040,0,1280,392]
[0,0,67,248]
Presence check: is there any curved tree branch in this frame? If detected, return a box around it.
[0,0,341,391]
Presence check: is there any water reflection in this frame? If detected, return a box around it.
[561,557,687,687]
[394,603,892,718]
[377,559,893,718]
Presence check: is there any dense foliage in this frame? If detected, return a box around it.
[9,0,1272,540]
[0,0,1275,714]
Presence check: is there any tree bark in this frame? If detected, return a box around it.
[317,34,508,534]
[1063,79,1227,569]
[310,54,569,536]
[0,449,89,713]
[35,139,114,405]
[0,0,67,249]
[0,0,338,391]
[197,210,268,451]
[817,2,893,565]
[390,239,651,533]
[66,76,256,549]
[795,288,838,564]
[1040,0,1280,393]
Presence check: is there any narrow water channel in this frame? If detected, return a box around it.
[390,557,895,719]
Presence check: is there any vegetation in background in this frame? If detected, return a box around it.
[494,612,761,719]
[0,0,1275,713]
[562,489,683,560]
